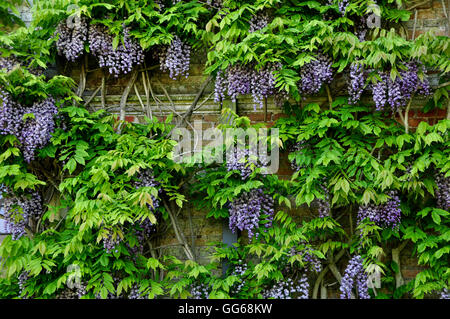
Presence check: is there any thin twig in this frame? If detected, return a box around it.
[138,65,160,72]
[397,109,406,127]
[155,79,183,119]
[349,209,353,236]
[328,259,343,284]
[147,78,164,117]
[437,81,450,88]
[187,206,196,260]
[193,91,214,112]
[76,57,87,98]
[320,283,328,299]
[264,97,268,122]
[447,98,450,120]
[147,243,184,252]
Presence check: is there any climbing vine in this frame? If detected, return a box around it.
[0,0,448,299]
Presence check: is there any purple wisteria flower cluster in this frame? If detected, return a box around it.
[440,288,449,299]
[289,141,307,172]
[103,228,122,254]
[338,0,350,15]
[20,97,58,162]
[190,283,210,299]
[348,61,366,104]
[18,271,30,299]
[289,247,322,273]
[226,147,257,180]
[0,91,57,162]
[0,56,19,71]
[317,181,331,218]
[230,261,248,295]
[128,283,146,299]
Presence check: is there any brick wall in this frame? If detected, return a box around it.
[12,1,448,297]
[404,0,450,38]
